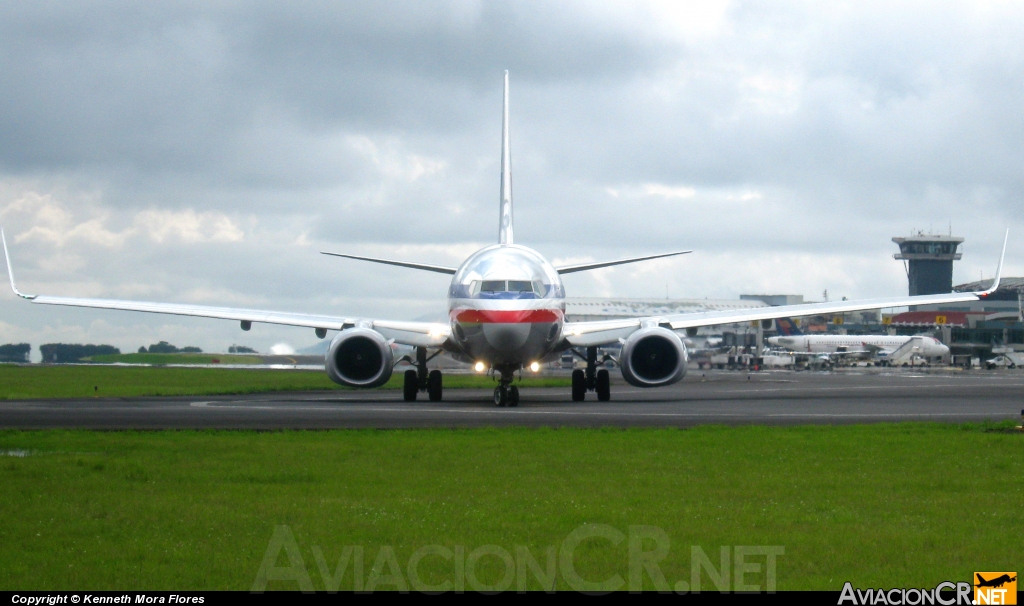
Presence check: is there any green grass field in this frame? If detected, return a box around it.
[0,364,571,399]
[86,353,265,365]
[0,424,1020,591]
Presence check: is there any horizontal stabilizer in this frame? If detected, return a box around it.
[555,250,691,274]
[320,251,457,275]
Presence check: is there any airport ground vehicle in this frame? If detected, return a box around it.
[985,353,1022,369]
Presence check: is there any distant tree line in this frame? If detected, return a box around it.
[0,343,31,363]
[228,345,257,353]
[137,341,202,354]
[39,343,120,363]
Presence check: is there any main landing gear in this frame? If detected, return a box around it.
[402,346,443,402]
[492,365,519,407]
[571,346,611,402]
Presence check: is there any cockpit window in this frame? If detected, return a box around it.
[507,280,534,293]
[469,280,546,297]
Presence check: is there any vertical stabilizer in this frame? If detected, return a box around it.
[499,70,513,245]
[774,317,803,336]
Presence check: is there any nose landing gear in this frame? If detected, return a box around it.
[493,384,519,407]
[492,365,520,407]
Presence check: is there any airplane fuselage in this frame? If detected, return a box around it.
[447,244,566,368]
[769,334,949,357]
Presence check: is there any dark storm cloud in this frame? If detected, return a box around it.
[0,1,674,179]
[1,1,1023,353]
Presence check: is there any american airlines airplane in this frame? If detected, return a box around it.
[1,72,1010,406]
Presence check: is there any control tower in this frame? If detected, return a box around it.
[892,232,963,295]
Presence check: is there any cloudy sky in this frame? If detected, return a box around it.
[1,1,1022,356]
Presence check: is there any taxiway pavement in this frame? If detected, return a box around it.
[1,369,1021,429]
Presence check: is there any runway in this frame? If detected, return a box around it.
[1,369,1022,429]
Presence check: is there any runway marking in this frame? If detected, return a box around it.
[617,382,1024,396]
[184,381,1024,407]
[186,401,1013,419]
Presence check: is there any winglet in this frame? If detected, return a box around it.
[1,228,36,300]
[977,229,1008,297]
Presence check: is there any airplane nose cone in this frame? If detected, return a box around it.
[481,323,530,351]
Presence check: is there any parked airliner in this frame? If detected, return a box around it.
[1,72,1009,406]
[768,334,949,364]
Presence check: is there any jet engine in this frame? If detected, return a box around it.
[325,328,394,388]
[619,326,688,387]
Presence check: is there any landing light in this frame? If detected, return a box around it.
[474,361,486,372]
[529,362,540,372]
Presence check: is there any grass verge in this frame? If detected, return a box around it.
[86,353,265,365]
[0,423,1020,590]
[0,364,571,399]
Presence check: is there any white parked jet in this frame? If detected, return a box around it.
[768,334,950,365]
[1,72,1010,406]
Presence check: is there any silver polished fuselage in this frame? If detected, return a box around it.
[447,244,565,367]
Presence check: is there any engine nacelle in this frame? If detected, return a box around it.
[325,328,394,388]
[619,326,688,388]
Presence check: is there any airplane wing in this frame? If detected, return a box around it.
[562,291,987,347]
[563,231,1008,348]
[2,231,450,349]
[829,349,872,357]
